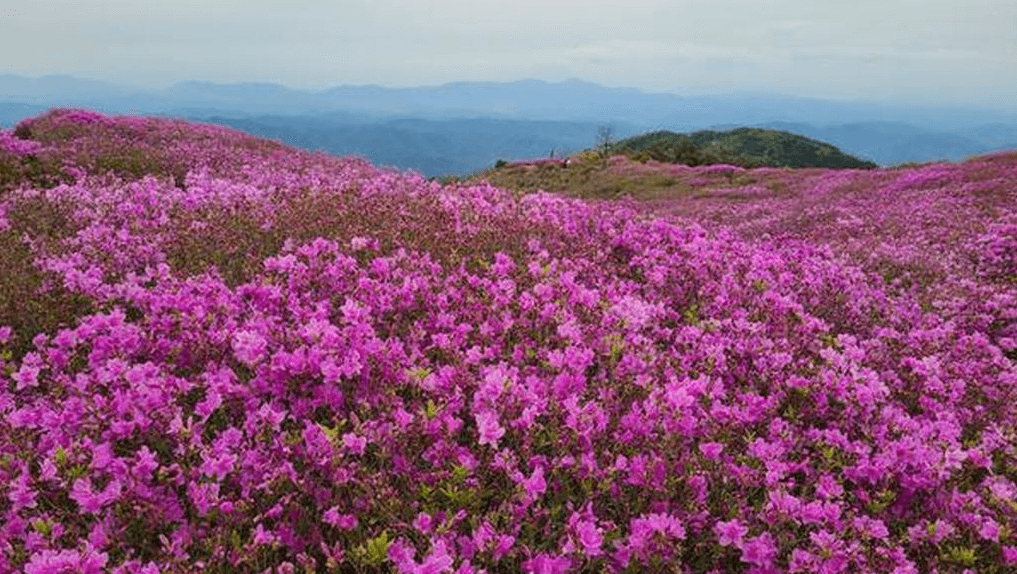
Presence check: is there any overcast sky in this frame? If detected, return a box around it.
[2,0,1014,109]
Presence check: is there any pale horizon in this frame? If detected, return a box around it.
[2,0,1014,111]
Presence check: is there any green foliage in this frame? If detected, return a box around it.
[626,135,709,167]
[612,128,876,169]
[0,150,77,197]
[0,196,101,359]
[349,530,391,569]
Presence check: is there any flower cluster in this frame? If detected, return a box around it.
[0,109,1014,573]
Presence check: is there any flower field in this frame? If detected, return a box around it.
[0,108,1015,573]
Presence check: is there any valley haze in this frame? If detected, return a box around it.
[1,74,1016,177]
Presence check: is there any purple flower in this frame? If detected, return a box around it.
[789,548,817,573]
[70,478,105,515]
[418,540,454,574]
[231,329,268,365]
[521,464,547,502]
[323,507,358,530]
[493,534,515,560]
[414,512,434,535]
[715,519,748,547]
[739,532,776,568]
[574,517,604,557]
[816,474,843,499]
[252,523,277,546]
[852,516,888,540]
[523,553,573,574]
[979,518,1000,542]
[8,472,37,511]
[200,451,237,481]
[342,432,368,455]
[1002,546,1017,565]
[472,521,495,550]
[699,441,725,461]
[13,363,40,391]
[23,543,108,574]
[475,410,506,448]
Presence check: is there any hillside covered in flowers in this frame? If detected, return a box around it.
[0,108,1015,573]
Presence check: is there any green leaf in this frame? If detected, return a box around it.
[451,464,469,484]
[418,483,432,501]
[316,422,338,445]
[31,518,52,536]
[942,545,976,567]
[364,530,390,566]
[69,464,87,481]
[424,399,438,420]
[407,366,432,381]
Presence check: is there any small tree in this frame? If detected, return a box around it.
[596,125,614,159]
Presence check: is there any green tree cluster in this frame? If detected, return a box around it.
[612,128,877,170]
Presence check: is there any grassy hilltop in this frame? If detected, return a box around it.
[0,108,1015,573]
[441,126,878,199]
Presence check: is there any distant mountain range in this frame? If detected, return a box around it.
[2,74,1015,176]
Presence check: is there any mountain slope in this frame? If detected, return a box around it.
[611,128,878,169]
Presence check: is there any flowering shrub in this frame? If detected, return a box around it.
[0,131,43,157]
[699,164,745,176]
[0,109,1015,573]
[971,211,1017,284]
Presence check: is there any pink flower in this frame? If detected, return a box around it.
[574,518,603,557]
[388,539,417,572]
[789,548,817,573]
[13,363,40,391]
[800,501,826,525]
[715,519,748,547]
[493,534,515,560]
[418,540,454,574]
[472,521,495,551]
[520,464,547,502]
[979,518,1000,542]
[414,512,434,535]
[8,472,37,511]
[816,474,843,499]
[232,329,268,365]
[699,442,724,461]
[342,432,368,455]
[70,478,104,515]
[523,553,573,574]
[648,513,686,540]
[475,410,506,448]
[23,543,108,574]
[252,523,277,546]
[188,481,219,517]
[1002,546,1017,565]
[323,507,358,530]
[852,516,888,540]
[200,451,237,481]
[739,532,776,568]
